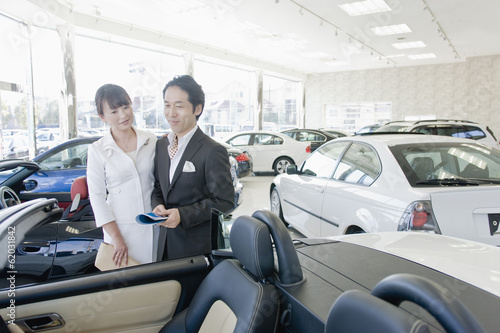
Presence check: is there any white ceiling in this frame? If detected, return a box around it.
[8,0,500,77]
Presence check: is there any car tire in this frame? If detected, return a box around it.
[274,157,293,175]
[271,187,288,226]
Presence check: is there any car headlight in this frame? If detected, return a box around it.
[398,200,441,234]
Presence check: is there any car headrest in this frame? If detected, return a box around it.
[230,215,274,280]
[70,176,88,201]
[325,289,430,333]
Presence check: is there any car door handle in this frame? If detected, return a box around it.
[18,241,50,254]
[313,186,324,193]
[15,313,65,332]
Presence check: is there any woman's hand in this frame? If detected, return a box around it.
[102,221,129,267]
[112,236,129,267]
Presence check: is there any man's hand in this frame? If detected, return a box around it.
[157,208,181,228]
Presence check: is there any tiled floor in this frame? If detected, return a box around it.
[232,174,275,218]
[229,173,305,239]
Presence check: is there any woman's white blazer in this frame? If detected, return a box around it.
[87,128,157,262]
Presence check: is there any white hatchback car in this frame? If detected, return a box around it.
[225,131,311,174]
[270,133,500,246]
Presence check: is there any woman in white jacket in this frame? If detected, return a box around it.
[87,84,157,266]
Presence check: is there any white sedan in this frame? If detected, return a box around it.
[225,131,311,174]
[270,133,500,246]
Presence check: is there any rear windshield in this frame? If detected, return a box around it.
[389,142,500,187]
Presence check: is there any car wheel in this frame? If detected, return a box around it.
[274,157,293,175]
[270,187,288,226]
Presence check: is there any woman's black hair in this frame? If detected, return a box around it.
[95,84,132,116]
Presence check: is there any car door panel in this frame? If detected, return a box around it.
[281,175,326,237]
[7,280,181,333]
[0,257,210,333]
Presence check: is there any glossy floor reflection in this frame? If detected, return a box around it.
[229,173,305,239]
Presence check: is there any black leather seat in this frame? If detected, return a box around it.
[411,157,435,180]
[159,215,279,333]
[461,163,489,178]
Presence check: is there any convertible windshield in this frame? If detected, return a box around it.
[390,142,500,187]
[0,166,25,185]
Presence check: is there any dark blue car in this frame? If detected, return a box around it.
[26,136,243,211]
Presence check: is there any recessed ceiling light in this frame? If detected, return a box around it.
[338,0,392,16]
[392,41,426,49]
[408,53,437,60]
[371,24,412,36]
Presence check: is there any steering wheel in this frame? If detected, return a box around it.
[0,186,21,209]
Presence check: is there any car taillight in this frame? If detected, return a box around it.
[398,201,441,233]
[235,152,250,162]
[306,145,311,153]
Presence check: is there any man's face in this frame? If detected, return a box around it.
[164,86,201,138]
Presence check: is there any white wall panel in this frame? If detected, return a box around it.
[306,55,500,137]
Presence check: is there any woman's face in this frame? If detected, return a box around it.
[99,100,134,132]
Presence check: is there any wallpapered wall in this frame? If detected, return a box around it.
[305,55,500,137]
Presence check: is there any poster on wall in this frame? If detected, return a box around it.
[324,102,392,134]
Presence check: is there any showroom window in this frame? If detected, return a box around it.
[262,75,301,131]
[195,60,255,137]
[74,35,184,134]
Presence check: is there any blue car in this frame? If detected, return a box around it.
[27,136,243,211]
[30,137,97,192]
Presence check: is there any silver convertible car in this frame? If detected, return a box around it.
[271,133,500,246]
[1,195,499,332]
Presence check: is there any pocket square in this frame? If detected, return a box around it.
[183,161,196,172]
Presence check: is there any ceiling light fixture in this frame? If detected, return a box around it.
[371,24,412,36]
[338,0,392,16]
[392,41,426,49]
[290,0,397,67]
[408,53,436,60]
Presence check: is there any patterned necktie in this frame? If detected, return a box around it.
[168,135,178,159]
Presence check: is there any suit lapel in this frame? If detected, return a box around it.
[169,128,205,189]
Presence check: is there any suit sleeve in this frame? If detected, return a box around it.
[151,139,165,209]
[178,143,235,229]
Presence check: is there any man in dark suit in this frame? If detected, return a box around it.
[152,75,235,260]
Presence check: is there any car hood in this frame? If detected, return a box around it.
[320,232,500,297]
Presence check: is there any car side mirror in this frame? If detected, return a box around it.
[23,179,38,192]
[286,165,298,175]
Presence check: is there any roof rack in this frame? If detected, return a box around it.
[358,132,425,136]
[412,119,478,125]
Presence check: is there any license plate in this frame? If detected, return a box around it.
[488,214,500,236]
